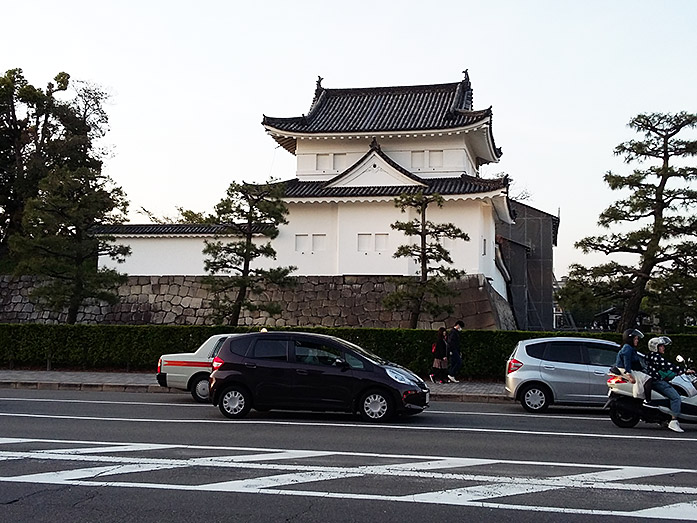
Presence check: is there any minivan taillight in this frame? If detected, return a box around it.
[157,358,162,373]
[507,358,523,374]
[212,356,224,371]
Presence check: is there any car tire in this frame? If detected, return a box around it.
[609,405,640,428]
[520,384,552,413]
[190,374,210,403]
[219,385,252,419]
[359,389,394,422]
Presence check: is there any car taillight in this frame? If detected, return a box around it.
[212,356,224,371]
[157,358,162,373]
[507,358,523,374]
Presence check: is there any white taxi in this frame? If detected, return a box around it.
[156,334,233,402]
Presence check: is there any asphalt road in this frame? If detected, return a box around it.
[0,390,696,522]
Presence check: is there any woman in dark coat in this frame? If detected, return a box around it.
[430,327,449,383]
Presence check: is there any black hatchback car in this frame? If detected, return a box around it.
[209,331,429,422]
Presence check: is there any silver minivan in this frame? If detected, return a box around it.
[505,337,620,412]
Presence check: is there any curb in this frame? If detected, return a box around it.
[0,381,510,403]
[430,392,511,404]
[0,381,183,394]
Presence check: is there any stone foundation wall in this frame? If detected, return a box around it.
[0,274,515,330]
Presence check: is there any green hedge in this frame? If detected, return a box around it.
[1,324,695,379]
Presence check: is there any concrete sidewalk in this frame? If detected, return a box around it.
[0,369,509,403]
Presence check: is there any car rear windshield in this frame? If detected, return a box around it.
[228,337,253,356]
[525,342,546,359]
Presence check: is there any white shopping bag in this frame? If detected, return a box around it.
[632,371,650,399]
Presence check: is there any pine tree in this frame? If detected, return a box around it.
[575,112,697,332]
[383,191,469,329]
[203,180,295,325]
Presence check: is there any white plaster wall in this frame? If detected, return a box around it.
[273,202,339,275]
[336,201,411,275]
[99,197,505,284]
[294,134,476,179]
[100,237,209,276]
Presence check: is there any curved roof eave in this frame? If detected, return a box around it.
[284,189,509,206]
[263,117,494,156]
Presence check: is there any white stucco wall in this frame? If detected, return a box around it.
[294,134,477,180]
[103,237,211,276]
[99,196,505,286]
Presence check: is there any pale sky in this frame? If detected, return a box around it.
[4,0,697,277]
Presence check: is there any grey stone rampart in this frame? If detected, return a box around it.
[0,274,515,330]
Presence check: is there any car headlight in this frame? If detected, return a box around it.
[386,368,418,386]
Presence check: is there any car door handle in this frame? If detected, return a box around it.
[244,363,257,369]
[593,370,607,375]
[296,369,308,375]
[542,364,555,370]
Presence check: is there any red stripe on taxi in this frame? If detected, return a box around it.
[164,361,211,368]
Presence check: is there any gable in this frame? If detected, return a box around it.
[325,149,426,189]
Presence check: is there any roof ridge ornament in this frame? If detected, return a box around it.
[312,75,324,104]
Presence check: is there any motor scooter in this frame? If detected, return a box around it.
[605,356,697,428]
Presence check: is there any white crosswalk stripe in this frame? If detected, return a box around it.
[0,437,695,520]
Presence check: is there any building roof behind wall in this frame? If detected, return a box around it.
[92,223,271,237]
[263,72,501,161]
[281,173,509,199]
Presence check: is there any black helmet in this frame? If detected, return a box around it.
[622,329,644,344]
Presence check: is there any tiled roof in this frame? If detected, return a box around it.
[263,73,499,155]
[92,223,271,236]
[280,174,508,199]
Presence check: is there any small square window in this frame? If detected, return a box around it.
[429,150,443,168]
[295,234,309,252]
[317,154,332,171]
[411,151,424,169]
[375,233,388,251]
[312,234,326,252]
[357,233,371,252]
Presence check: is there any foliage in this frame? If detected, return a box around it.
[574,112,697,332]
[203,180,296,325]
[0,68,72,258]
[9,323,694,380]
[556,265,624,328]
[644,254,697,333]
[383,191,469,328]
[6,77,130,324]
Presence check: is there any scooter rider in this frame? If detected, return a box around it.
[614,329,644,384]
[646,336,695,433]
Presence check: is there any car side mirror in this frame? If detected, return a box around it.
[334,357,349,368]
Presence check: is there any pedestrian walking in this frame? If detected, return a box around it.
[446,320,464,382]
[429,327,449,383]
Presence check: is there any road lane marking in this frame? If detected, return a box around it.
[0,397,607,421]
[8,463,185,482]
[0,412,694,441]
[0,437,695,520]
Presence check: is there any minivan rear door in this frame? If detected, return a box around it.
[244,337,294,407]
[540,340,590,403]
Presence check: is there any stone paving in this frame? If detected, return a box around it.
[0,370,508,403]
